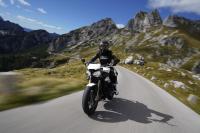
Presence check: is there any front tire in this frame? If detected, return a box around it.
[82,86,98,115]
[107,90,114,100]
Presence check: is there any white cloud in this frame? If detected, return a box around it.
[8,0,31,6]
[17,15,62,30]
[148,0,200,15]
[37,8,47,14]
[0,0,6,7]
[116,24,125,29]
[17,0,30,6]
[17,15,36,22]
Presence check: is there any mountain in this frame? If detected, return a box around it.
[0,17,59,71]
[23,27,33,32]
[0,10,200,74]
[125,9,162,32]
[0,17,25,35]
[0,17,56,53]
[21,30,54,49]
[47,9,200,74]
[48,18,118,52]
[163,15,200,38]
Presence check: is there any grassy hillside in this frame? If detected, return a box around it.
[0,60,87,111]
[110,27,200,114]
[122,63,200,114]
[0,44,49,71]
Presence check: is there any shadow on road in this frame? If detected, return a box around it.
[91,98,174,125]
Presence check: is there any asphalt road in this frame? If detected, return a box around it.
[0,66,200,133]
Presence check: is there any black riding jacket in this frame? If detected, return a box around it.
[89,49,120,66]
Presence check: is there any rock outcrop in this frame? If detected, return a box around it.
[187,94,199,104]
[166,58,183,68]
[163,15,200,38]
[159,36,186,49]
[49,18,118,52]
[192,61,200,74]
[170,80,187,90]
[126,9,162,32]
[125,56,134,64]
[163,16,177,28]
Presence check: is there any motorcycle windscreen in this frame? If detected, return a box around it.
[87,64,101,70]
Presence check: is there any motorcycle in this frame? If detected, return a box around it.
[81,58,118,115]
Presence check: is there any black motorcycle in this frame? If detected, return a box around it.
[81,59,118,115]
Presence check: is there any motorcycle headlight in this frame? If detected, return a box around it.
[93,71,101,77]
[102,67,110,73]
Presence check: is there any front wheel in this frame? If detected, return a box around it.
[82,86,98,115]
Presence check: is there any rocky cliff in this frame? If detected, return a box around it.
[163,15,200,38]
[126,9,162,32]
[48,18,118,52]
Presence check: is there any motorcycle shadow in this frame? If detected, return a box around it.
[91,98,174,124]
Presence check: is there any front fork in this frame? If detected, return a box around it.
[95,80,102,101]
[88,76,103,102]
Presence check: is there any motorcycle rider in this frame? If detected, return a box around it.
[88,40,120,95]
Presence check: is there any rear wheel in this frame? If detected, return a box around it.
[82,86,98,115]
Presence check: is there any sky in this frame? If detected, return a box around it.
[0,0,200,34]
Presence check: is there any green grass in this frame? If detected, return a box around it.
[0,44,49,71]
[122,62,200,114]
[0,60,87,111]
[0,43,99,111]
[181,54,200,71]
[111,28,200,114]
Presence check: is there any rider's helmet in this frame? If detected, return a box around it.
[99,40,109,51]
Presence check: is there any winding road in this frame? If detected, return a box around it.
[0,66,200,133]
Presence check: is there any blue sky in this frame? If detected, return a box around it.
[0,0,200,34]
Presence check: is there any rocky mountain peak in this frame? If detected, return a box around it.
[126,9,162,32]
[149,9,162,25]
[164,15,200,38]
[48,18,118,52]
[91,18,116,26]
[0,16,55,53]
[135,11,148,19]
[163,15,177,27]
[0,17,24,35]
[163,15,191,27]
[89,18,117,34]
